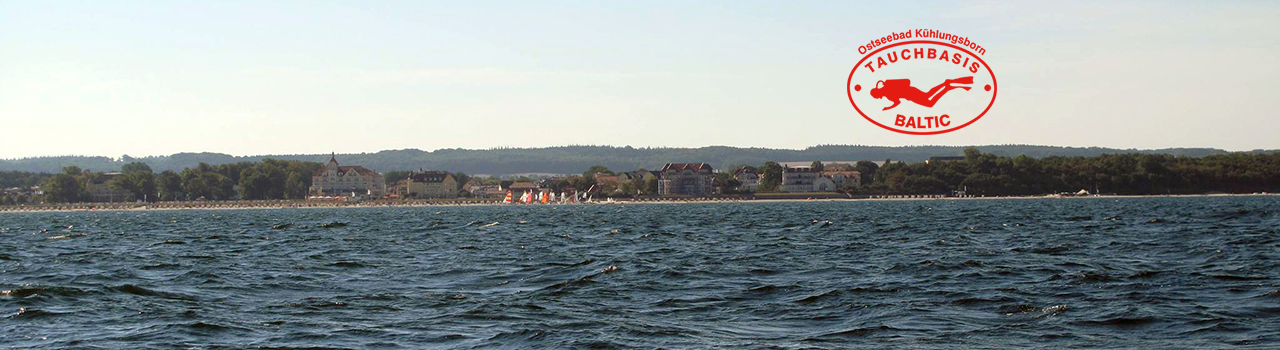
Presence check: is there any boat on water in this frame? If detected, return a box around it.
[498,187,597,205]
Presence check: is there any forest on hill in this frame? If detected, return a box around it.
[8,148,1278,205]
[0,145,1254,176]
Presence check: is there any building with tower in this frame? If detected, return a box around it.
[310,154,385,197]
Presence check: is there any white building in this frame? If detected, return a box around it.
[781,166,819,192]
[823,170,862,188]
[733,168,760,191]
[310,154,385,197]
[658,163,714,196]
[781,166,840,192]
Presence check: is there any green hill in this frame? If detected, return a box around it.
[1,145,1265,175]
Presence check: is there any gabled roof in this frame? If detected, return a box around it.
[822,170,861,179]
[314,154,379,177]
[316,165,380,177]
[506,181,539,190]
[594,174,620,184]
[661,163,712,172]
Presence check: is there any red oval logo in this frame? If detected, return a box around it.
[847,40,997,135]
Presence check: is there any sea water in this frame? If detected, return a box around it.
[1,196,1277,348]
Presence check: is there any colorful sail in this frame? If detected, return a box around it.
[503,190,513,204]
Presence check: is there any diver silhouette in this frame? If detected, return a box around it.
[870,77,973,111]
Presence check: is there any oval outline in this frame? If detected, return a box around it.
[846,40,998,135]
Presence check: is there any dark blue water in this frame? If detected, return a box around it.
[2,197,1278,348]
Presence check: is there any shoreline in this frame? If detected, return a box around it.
[0,193,1272,214]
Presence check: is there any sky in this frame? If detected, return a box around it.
[2,1,1278,158]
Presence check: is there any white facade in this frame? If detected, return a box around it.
[781,166,856,192]
[734,169,760,191]
[823,170,862,188]
[658,163,714,196]
[310,155,385,197]
[780,166,821,192]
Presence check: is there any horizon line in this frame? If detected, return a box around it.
[2,143,1273,162]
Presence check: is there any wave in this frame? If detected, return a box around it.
[1,285,91,298]
[808,325,907,339]
[1075,316,1157,327]
[110,284,197,301]
[8,307,66,319]
[328,261,374,268]
[795,289,842,304]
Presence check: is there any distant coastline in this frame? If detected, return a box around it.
[5,144,1272,175]
[7,148,1278,208]
[1,193,1272,213]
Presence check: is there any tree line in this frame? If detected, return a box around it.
[804,148,1280,196]
[39,159,324,203]
[712,152,1264,197]
[9,148,1280,204]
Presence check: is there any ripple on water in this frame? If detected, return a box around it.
[0,196,1277,348]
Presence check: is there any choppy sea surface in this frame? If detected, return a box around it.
[1,196,1278,349]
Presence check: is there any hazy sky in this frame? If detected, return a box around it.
[3,1,1278,158]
